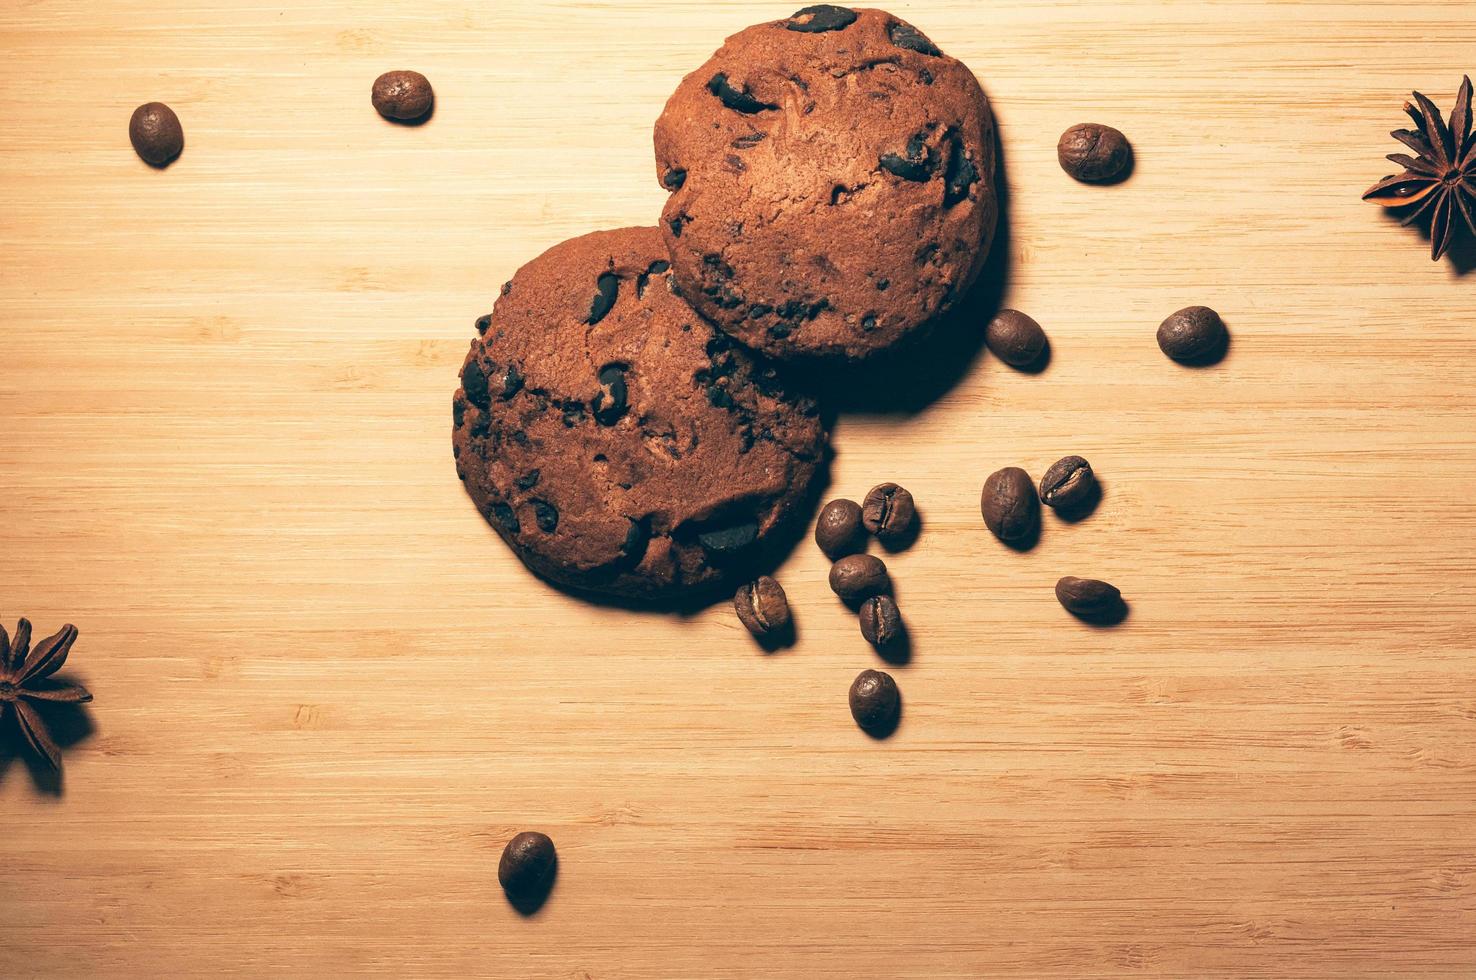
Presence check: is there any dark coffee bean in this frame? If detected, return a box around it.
[734,576,791,640]
[815,498,864,558]
[786,5,858,32]
[1057,123,1133,183]
[662,167,687,191]
[698,520,759,559]
[593,364,628,425]
[849,669,900,733]
[462,360,490,409]
[1157,306,1227,363]
[498,831,556,899]
[129,102,184,167]
[985,309,1047,367]
[531,500,559,533]
[371,70,434,121]
[980,466,1039,543]
[1055,577,1123,620]
[829,554,890,603]
[1039,456,1098,512]
[859,595,903,647]
[888,21,942,56]
[707,73,778,114]
[861,483,915,544]
[586,273,620,325]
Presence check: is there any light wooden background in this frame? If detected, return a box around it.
[2,1,1474,976]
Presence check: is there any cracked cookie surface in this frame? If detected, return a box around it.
[654,6,997,362]
[453,227,827,600]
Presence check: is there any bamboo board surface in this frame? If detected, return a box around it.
[2,1,1474,976]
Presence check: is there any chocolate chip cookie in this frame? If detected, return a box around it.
[452,227,827,600]
[654,6,997,361]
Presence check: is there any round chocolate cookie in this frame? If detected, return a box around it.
[452,227,827,600]
[654,6,997,361]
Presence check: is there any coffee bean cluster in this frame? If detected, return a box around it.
[979,456,1124,623]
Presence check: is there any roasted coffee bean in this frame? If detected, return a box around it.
[985,309,1047,367]
[888,21,942,56]
[698,520,759,559]
[861,483,915,544]
[734,576,790,640]
[129,102,184,167]
[1157,306,1227,363]
[593,364,628,425]
[849,669,900,733]
[498,831,556,899]
[1055,576,1123,620]
[371,70,434,121]
[707,73,778,114]
[859,594,903,647]
[980,467,1039,543]
[1039,456,1098,512]
[1057,123,1133,183]
[829,554,890,603]
[815,498,865,558]
[786,5,858,32]
[587,273,620,325]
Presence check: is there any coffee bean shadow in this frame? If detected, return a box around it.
[876,509,923,554]
[0,686,96,796]
[1048,480,1103,525]
[1379,208,1475,277]
[1000,517,1042,554]
[382,101,436,128]
[797,121,1015,416]
[860,694,902,741]
[755,618,798,654]
[872,623,912,667]
[506,855,558,917]
[1013,335,1052,375]
[1169,325,1231,368]
[1066,597,1130,628]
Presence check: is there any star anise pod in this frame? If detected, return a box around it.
[1,619,91,770]
[1363,76,1476,261]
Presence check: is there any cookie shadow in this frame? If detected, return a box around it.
[798,120,1014,415]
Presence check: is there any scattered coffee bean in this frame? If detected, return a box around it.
[861,483,915,544]
[829,554,890,603]
[734,576,791,640]
[1055,577,1123,620]
[372,70,434,121]
[1057,123,1133,183]
[980,467,1039,543]
[815,498,865,558]
[1157,306,1227,363]
[498,831,556,899]
[849,669,900,734]
[129,102,184,167]
[1039,456,1098,512]
[984,309,1047,367]
[859,595,903,647]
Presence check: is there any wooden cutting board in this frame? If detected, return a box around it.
[2,1,1473,976]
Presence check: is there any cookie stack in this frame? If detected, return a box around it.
[452,5,998,600]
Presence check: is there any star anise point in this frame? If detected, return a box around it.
[1,618,91,772]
